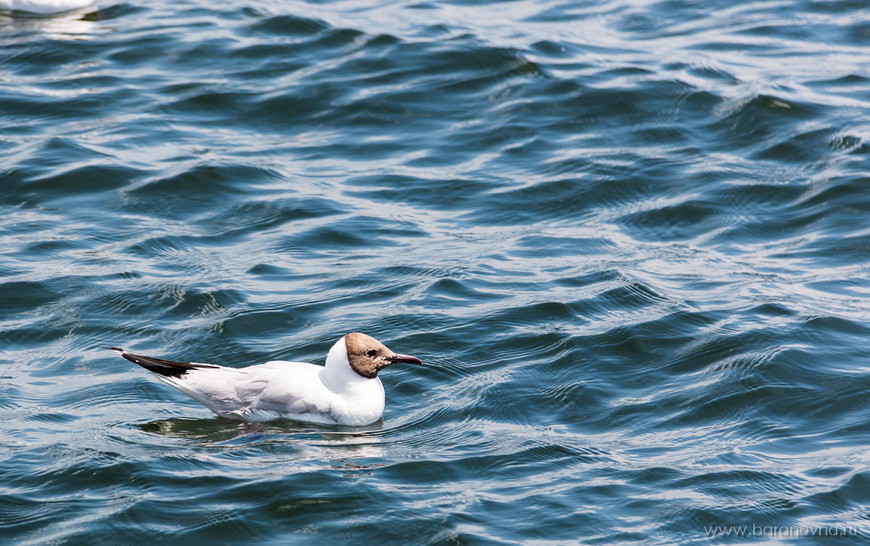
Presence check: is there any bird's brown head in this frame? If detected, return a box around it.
[344,332,422,379]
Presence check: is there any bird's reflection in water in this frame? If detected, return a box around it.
[136,417,388,474]
[138,417,384,441]
[0,8,97,38]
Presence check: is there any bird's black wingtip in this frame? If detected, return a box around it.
[109,348,218,378]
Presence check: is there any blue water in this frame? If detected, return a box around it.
[2,0,869,543]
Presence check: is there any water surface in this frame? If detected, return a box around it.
[1,0,869,543]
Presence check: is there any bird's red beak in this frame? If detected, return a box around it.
[386,353,423,365]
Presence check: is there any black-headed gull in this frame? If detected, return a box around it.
[109,333,422,426]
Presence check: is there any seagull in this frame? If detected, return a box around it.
[0,0,94,14]
[108,333,422,426]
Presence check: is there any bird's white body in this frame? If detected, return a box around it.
[0,0,94,14]
[158,339,385,425]
[112,333,420,427]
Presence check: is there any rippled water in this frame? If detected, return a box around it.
[2,0,869,543]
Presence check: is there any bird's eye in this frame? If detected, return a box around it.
[365,349,377,357]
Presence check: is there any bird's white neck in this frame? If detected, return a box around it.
[321,336,379,392]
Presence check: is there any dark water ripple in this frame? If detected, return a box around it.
[2,0,870,543]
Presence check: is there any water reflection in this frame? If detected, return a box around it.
[139,417,384,441]
[137,417,387,469]
[0,3,103,39]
